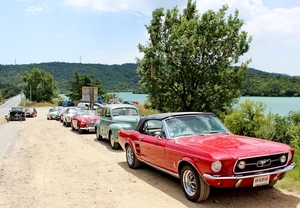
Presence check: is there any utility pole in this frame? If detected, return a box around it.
[79,55,82,63]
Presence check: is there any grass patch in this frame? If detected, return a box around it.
[275,151,300,193]
[19,99,57,108]
[136,102,159,116]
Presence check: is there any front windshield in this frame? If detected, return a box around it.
[112,107,138,116]
[165,115,231,138]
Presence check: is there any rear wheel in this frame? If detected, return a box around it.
[126,145,141,169]
[110,132,120,149]
[180,165,210,202]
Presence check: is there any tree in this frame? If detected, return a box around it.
[224,99,271,137]
[136,0,252,113]
[67,72,106,102]
[21,67,57,102]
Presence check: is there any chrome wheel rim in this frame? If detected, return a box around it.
[126,146,134,165]
[182,170,196,196]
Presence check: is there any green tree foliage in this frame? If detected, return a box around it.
[224,99,267,137]
[21,67,57,102]
[136,1,252,113]
[1,63,300,98]
[0,82,22,99]
[0,63,140,94]
[241,72,300,97]
[223,99,300,150]
[67,72,106,102]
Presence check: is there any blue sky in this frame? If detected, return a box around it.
[1,0,300,76]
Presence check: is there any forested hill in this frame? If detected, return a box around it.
[0,62,140,96]
[0,62,300,99]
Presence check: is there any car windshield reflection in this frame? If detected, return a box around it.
[165,115,231,138]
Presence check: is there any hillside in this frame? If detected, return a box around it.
[0,62,300,99]
[0,62,140,96]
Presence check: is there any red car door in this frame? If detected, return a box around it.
[139,134,167,168]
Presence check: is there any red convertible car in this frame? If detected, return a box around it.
[71,110,100,134]
[118,112,296,202]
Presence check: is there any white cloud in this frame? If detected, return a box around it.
[63,0,185,14]
[26,4,49,14]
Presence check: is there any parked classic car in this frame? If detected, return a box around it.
[25,107,37,117]
[71,110,100,134]
[47,107,61,120]
[55,108,66,121]
[62,107,83,127]
[6,106,26,122]
[118,112,296,202]
[77,102,104,110]
[95,104,140,149]
[62,100,74,107]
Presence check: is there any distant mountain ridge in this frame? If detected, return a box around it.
[0,62,299,98]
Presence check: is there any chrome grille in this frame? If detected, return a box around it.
[234,152,289,174]
[87,122,95,127]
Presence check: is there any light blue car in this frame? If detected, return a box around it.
[95,104,140,149]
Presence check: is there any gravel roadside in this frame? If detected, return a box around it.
[0,107,299,208]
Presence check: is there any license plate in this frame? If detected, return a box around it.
[89,129,95,132]
[253,175,270,187]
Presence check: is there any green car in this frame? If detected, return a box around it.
[95,104,140,149]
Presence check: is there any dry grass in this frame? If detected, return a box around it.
[136,103,159,116]
[19,100,57,108]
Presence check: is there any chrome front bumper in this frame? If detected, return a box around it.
[203,162,296,180]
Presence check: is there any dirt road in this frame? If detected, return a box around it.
[0,107,299,208]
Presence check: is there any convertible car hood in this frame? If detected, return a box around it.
[80,115,99,120]
[176,134,291,159]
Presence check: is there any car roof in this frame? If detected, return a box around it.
[135,112,215,131]
[104,103,138,110]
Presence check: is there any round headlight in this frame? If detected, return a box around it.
[237,161,246,169]
[211,161,222,173]
[280,155,287,163]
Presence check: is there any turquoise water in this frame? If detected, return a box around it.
[117,92,300,116]
[238,96,300,116]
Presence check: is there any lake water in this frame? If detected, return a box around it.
[117,92,300,116]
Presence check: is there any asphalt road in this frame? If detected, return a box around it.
[0,94,23,117]
[0,94,23,160]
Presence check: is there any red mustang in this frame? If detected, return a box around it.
[118,112,296,202]
[71,110,100,134]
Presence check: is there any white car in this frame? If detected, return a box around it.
[47,107,60,120]
[78,102,104,110]
[62,107,82,127]
[77,102,89,109]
